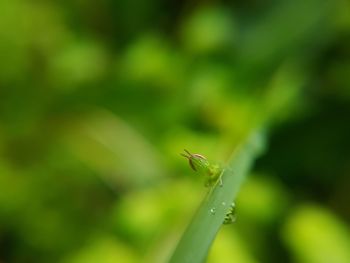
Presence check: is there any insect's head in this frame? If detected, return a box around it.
[181,149,209,172]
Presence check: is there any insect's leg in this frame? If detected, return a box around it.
[219,178,223,187]
[218,169,224,187]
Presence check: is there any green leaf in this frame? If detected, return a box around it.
[168,130,266,263]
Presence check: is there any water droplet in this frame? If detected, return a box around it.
[210,208,216,214]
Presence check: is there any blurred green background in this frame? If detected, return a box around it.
[0,0,350,262]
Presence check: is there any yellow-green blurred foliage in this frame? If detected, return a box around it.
[0,0,349,262]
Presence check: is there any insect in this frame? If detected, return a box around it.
[223,202,236,225]
[181,149,223,187]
